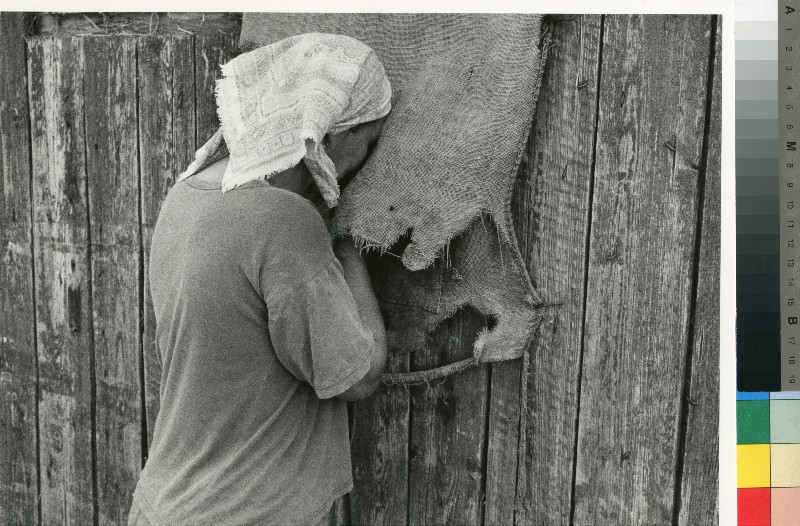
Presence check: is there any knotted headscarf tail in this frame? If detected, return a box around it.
[177,33,392,207]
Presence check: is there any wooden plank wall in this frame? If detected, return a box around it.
[678,16,722,526]
[1,14,241,524]
[571,15,714,524]
[0,13,721,525]
[514,15,603,524]
[0,12,39,526]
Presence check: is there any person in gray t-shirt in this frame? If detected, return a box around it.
[129,34,391,526]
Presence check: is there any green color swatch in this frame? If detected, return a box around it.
[737,400,770,444]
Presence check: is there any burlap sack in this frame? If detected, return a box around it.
[241,14,548,383]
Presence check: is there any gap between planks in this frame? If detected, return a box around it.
[670,14,720,525]
[568,13,605,526]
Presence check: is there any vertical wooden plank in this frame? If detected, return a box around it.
[83,36,141,524]
[572,15,713,524]
[349,274,410,525]
[195,32,237,146]
[677,16,721,526]
[29,35,96,525]
[327,493,350,526]
[407,308,488,525]
[0,12,39,525]
[138,33,195,453]
[482,359,521,526]
[505,15,603,526]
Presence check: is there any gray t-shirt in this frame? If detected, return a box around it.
[131,176,373,525]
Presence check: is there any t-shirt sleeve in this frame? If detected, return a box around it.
[266,257,375,399]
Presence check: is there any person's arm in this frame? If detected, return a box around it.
[332,237,388,401]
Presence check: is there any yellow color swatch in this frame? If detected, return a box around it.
[771,443,800,487]
[737,444,770,488]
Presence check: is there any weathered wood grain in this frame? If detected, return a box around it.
[5,16,724,526]
[0,12,39,525]
[82,37,142,524]
[407,308,488,525]
[195,31,238,146]
[349,268,410,525]
[137,33,195,453]
[506,15,603,526]
[482,356,521,526]
[481,20,549,522]
[572,15,714,524]
[327,492,350,526]
[28,35,96,525]
[677,16,721,526]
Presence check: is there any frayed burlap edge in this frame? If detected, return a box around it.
[377,24,554,386]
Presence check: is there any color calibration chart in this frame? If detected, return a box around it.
[737,392,800,524]
[737,1,800,524]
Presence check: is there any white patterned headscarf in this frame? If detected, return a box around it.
[177,33,392,207]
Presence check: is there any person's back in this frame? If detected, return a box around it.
[129,32,392,525]
[131,176,375,525]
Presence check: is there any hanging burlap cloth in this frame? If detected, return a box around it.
[240,14,549,384]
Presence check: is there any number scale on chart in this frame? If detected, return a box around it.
[780,0,800,389]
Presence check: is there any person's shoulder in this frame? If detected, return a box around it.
[247,186,329,236]
[250,189,335,288]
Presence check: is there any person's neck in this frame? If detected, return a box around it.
[268,163,313,195]
[192,156,313,196]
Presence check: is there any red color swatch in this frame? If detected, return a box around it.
[739,488,770,526]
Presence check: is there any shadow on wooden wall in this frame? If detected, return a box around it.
[0,12,720,525]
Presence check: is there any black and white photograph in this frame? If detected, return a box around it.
[0,6,726,525]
